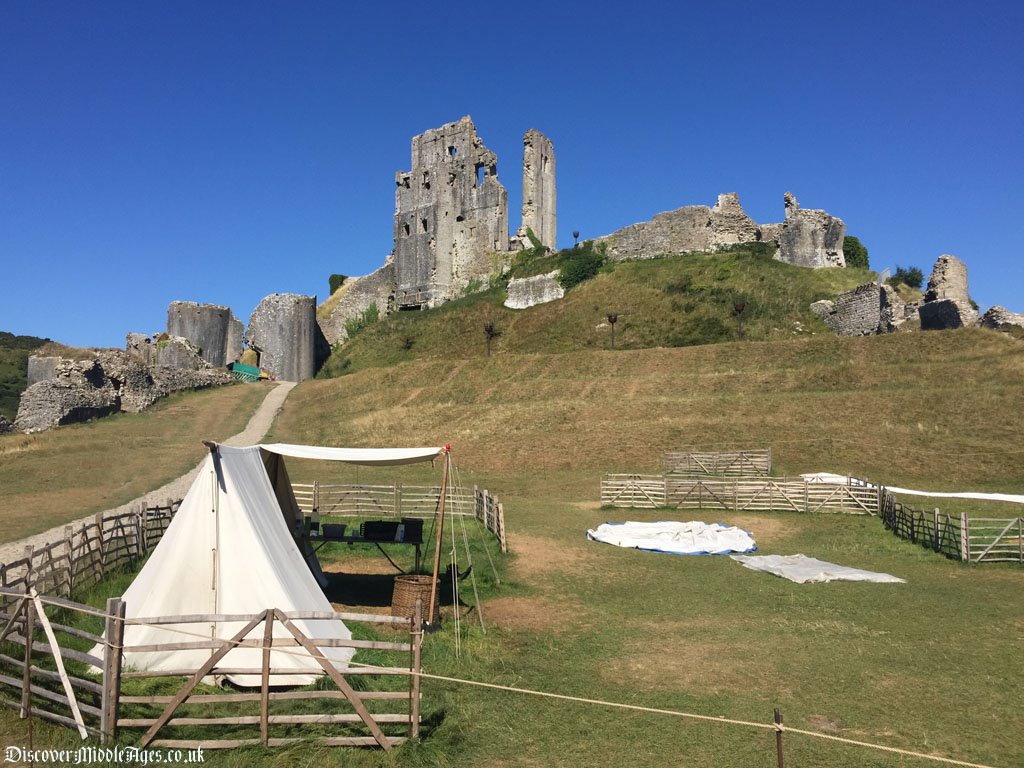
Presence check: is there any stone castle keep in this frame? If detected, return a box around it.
[392,116,555,309]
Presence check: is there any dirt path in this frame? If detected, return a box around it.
[0,381,296,563]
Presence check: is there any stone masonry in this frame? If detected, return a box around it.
[317,260,396,347]
[981,306,1024,332]
[810,282,911,336]
[14,350,230,433]
[246,293,326,382]
[504,271,564,309]
[393,116,509,308]
[918,254,979,330]
[520,129,557,250]
[597,192,845,268]
[166,301,244,367]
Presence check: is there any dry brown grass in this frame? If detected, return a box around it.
[0,383,266,542]
[277,329,1024,497]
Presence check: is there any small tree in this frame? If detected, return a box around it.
[843,236,869,269]
[889,266,924,290]
[483,322,501,357]
[329,274,348,294]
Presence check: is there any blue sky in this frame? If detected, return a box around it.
[2,1,1022,347]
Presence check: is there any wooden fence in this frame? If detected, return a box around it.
[603,473,1023,564]
[664,449,771,477]
[293,482,507,553]
[880,491,1024,563]
[601,475,879,515]
[0,587,423,750]
[0,500,178,605]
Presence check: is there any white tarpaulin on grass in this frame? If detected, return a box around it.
[730,554,906,584]
[801,472,1024,505]
[586,521,756,555]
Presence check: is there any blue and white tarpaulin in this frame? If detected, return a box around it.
[586,521,756,556]
[730,554,906,584]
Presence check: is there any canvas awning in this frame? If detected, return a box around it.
[259,443,444,466]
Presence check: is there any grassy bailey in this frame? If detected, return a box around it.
[260,326,1024,767]
[319,245,877,377]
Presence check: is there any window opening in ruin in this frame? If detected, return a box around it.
[456,214,465,222]
[403,223,410,237]
[448,146,457,157]
[423,171,430,189]
[475,164,485,188]
[403,177,410,189]
[421,218,428,233]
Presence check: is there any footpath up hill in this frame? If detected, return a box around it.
[276,327,1024,499]
[321,246,877,376]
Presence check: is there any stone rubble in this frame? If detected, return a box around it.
[504,271,564,309]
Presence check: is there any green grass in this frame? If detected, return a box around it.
[2,327,1022,766]
[0,331,50,420]
[319,245,878,377]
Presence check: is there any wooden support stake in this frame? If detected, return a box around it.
[273,609,392,751]
[92,514,104,582]
[410,599,422,739]
[774,708,784,768]
[139,610,270,748]
[960,512,969,561]
[427,451,451,626]
[260,611,274,746]
[101,597,125,744]
[20,597,33,720]
[30,589,88,739]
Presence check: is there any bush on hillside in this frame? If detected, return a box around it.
[329,274,348,295]
[344,304,379,339]
[889,266,924,290]
[843,236,869,269]
[558,241,607,291]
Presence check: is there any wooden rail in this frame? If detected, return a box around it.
[0,588,425,750]
[0,500,178,609]
[664,449,771,477]
[293,482,507,553]
[601,475,878,515]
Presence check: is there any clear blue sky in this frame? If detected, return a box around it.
[2,1,1022,347]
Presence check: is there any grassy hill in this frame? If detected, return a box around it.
[0,331,51,419]
[320,245,878,377]
[260,327,1024,767]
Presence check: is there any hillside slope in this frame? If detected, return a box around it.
[277,328,1024,497]
[320,246,877,377]
[0,331,50,419]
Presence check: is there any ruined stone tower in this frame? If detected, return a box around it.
[393,116,509,309]
[520,129,556,250]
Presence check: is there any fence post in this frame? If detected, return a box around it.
[497,503,507,554]
[774,708,785,768]
[410,598,422,739]
[23,546,35,591]
[21,595,35,720]
[101,597,125,744]
[93,513,105,582]
[932,509,940,552]
[960,512,969,561]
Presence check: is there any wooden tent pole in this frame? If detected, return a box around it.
[427,447,451,625]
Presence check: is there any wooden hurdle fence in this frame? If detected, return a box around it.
[602,473,1023,564]
[293,482,507,553]
[601,475,879,515]
[0,587,423,750]
[664,448,772,477]
[0,500,179,606]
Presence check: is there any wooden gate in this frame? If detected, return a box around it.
[967,518,1024,563]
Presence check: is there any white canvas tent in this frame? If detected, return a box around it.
[91,442,443,686]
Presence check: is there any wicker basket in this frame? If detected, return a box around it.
[391,575,437,620]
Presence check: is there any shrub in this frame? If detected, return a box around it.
[889,266,924,290]
[843,236,869,269]
[558,241,606,291]
[329,274,348,295]
[344,304,379,339]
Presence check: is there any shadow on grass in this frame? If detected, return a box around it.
[323,571,470,609]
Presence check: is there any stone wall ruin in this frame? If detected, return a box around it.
[520,129,557,251]
[393,117,510,309]
[596,191,845,268]
[245,293,326,382]
[166,301,244,367]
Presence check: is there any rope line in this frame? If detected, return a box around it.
[10,595,1001,768]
